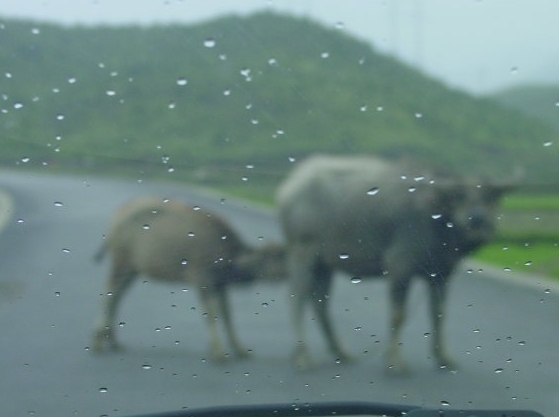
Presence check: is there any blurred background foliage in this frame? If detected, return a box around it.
[1,12,557,189]
[1,12,558,276]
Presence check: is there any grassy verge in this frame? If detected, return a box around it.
[472,193,559,280]
[7,163,559,280]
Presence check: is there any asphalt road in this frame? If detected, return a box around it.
[0,169,558,417]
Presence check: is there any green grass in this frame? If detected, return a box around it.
[472,193,559,280]
[475,241,559,278]
[502,194,559,210]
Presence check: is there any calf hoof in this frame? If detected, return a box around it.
[210,353,228,363]
[333,351,354,365]
[386,361,410,375]
[385,352,410,375]
[91,329,121,353]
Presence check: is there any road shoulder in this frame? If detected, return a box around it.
[0,189,14,234]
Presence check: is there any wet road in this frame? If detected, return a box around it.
[0,169,558,417]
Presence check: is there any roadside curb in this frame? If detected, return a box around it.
[464,259,559,295]
[0,189,14,234]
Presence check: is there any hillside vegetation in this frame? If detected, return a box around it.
[2,12,559,278]
[493,84,559,132]
[1,12,558,191]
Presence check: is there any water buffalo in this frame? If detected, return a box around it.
[276,154,511,372]
[92,197,285,361]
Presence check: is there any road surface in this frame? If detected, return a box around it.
[0,169,558,417]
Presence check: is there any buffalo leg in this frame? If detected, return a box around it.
[288,244,319,369]
[427,277,456,370]
[198,286,228,361]
[386,275,412,373]
[310,264,351,362]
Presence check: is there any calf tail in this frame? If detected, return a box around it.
[93,242,107,263]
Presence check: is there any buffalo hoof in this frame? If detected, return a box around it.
[437,356,459,372]
[293,344,315,370]
[234,348,253,360]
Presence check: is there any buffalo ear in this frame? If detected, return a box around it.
[484,184,515,202]
[485,165,523,201]
[413,182,459,215]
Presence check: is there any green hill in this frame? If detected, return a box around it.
[493,84,559,132]
[1,12,557,189]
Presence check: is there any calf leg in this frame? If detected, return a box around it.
[92,267,136,352]
[215,288,250,358]
[198,286,228,362]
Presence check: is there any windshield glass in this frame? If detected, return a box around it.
[0,1,558,416]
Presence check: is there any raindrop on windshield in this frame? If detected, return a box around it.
[367,187,379,196]
[176,77,188,86]
[203,38,216,48]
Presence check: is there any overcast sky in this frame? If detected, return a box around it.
[1,0,558,95]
